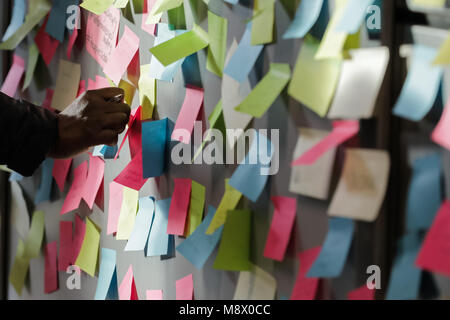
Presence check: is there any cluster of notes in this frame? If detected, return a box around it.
[2,0,450,300]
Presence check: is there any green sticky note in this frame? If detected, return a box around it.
[9,239,30,296]
[23,43,39,91]
[206,11,228,77]
[0,165,13,173]
[251,0,275,45]
[235,63,291,118]
[213,209,252,271]
[24,210,45,259]
[280,0,301,19]
[139,64,157,120]
[80,0,114,15]
[132,0,144,13]
[150,24,209,66]
[152,0,183,15]
[433,34,450,65]
[75,217,101,277]
[122,0,135,23]
[113,0,130,8]
[167,3,186,29]
[185,180,206,236]
[0,0,51,50]
[288,37,342,117]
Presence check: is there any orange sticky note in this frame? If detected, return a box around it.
[0,54,25,97]
[176,274,194,300]
[431,98,450,150]
[167,178,192,236]
[60,161,88,215]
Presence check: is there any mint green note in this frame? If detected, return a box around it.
[9,239,30,296]
[23,43,39,90]
[206,11,228,77]
[235,63,291,118]
[251,0,275,45]
[24,210,45,259]
[150,24,209,66]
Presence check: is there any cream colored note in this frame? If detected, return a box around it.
[51,60,81,111]
[10,181,30,240]
[289,128,336,200]
[116,187,139,240]
[328,148,390,222]
[233,265,277,300]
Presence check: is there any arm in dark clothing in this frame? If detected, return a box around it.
[0,92,58,177]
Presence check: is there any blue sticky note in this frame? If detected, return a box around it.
[335,0,375,34]
[393,45,443,121]
[125,197,155,251]
[2,0,25,42]
[176,206,224,269]
[283,0,324,39]
[161,234,175,260]
[309,0,330,39]
[182,53,202,88]
[46,0,78,42]
[93,145,118,159]
[228,132,273,202]
[142,118,169,178]
[94,248,118,300]
[34,158,54,205]
[223,23,264,83]
[146,198,172,257]
[406,154,442,232]
[9,171,23,182]
[386,233,423,300]
[307,218,355,278]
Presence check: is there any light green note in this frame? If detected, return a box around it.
[251,0,275,45]
[185,180,206,236]
[23,43,39,91]
[75,217,101,277]
[206,11,228,77]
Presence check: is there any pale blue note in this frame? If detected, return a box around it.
[393,45,443,121]
[224,0,238,4]
[228,132,273,202]
[406,154,442,232]
[46,0,77,42]
[386,233,423,300]
[2,0,25,42]
[146,198,172,256]
[93,145,118,159]
[9,171,23,182]
[34,158,54,204]
[283,0,324,39]
[223,23,264,83]
[94,248,118,300]
[335,0,375,34]
[307,217,355,278]
[125,197,155,251]
[176,206,224,269]
[142,118,169,178]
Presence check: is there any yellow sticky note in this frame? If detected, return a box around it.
[51,60,81,111]
[9,239,30,296]
[139,64,157,120]
[251,0,275,45]
[75,217,101,277]
[113,0,129,8]
[151,0,183,15]
[412,0,445,7]
[119,79,136,106]
[116,187,139,240]
[433,34,450,65]
[24,210,45,259]
[185,180,206,236]
[206,11,228,77]
[80,0,114,15]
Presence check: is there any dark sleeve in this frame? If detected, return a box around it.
[0,92,59,177]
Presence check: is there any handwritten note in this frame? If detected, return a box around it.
[176,274,194,300]
[44,241,58,294]
[291,247,321,300]
[283,0,324,39]
[167,178,192,236]
[125,197,155,251]
[119,265,139,300]
[146,198,172,256]
[116,187,139,240]
[51,59,81,111]
[35,15,59,66]
[52,158,72,193]
[60,161,88,215]
[0,54,25,97]
[206,11,227,77]
[94,248,118,300]
[75,217,101,277]
[233,265,276,300]
[82,154,105,210]
[113,151,148,191]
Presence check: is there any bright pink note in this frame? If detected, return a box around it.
[119,265,139,300]
[146,289,163,300]
[347,284,375,300]
[176,274,194,300]
[77,80,86,97]
[72,214,86,264]
[263,196,297,261]
[82,154,105,210]
[416,200,450,277]
[67,28,79,59]
[127,49,140,87]
[95,75,110,89]
[107,181,124,235]
[141,0,158,35]
[44,241,58,294]
[0,54,25,98]
[167,178,192,236]
[115,106,141,160]
[95,178,105,211]
[60,161,88,215]
[291,120,360,166]
[42,88,54,110]
[58,221,73,271]
[52,158,72,193]
[431,98,450,150]
[290,247,321,300]
[35,15,59,66]
[103,25,140,85]
[113,151,148,191]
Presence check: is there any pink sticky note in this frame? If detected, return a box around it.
[0,54,25,98]
[291,120,359,166]
[167,178,192,236]
[348,284,375,300]
[115,106,141,160]
[431,98,450,150]
[141,0,158,36]
[95,75,110,89]
[60,161,88,215]
[82,154,105,210]
[87,78,96,90]
[42,88,55,110]
[119,265,139,300]
[72,214,86,264]
[58,221,73,272]
[127,49,140,87]
[77,80,86,97]
[176,274,194,300]
[35,15,59,66]
[103,25,140,85]
[113,151,148,191]
[95,178,105,211]
[171,86,205,144]
[263,196,297,261]
[107,181,124,235]
[290,247,321,300]
[44,241,59,294]
[146,289,163,300]
[416,200,450,277]
[52,158,72,193]
[67,28,79,59]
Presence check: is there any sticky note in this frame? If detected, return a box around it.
[283,0,324,39]
[52,159,72,193]
[385,233,422,300]
[328,47,390,119]
[251,0,275,45]
[25,210,46,259]
[288,37,341,117]
[291,121,359,166]
[229,132,273,202]
[94,248,118,300]
[411,0,445,8]
[2,0,25,42]
[151,0,183,15]
[223,23,263,83]
[291,247,321,300]
[46,0,76,42]
[10,181,30,239]
[146,290,163,300]
[142,118,170,178]
[81,0,114,15]
[23,43,39,91]
[75,217,101,277]
[328,148,390,222]
[233,265,276,300]
[185,180,205,236]
[176,274,194,300]
[432,98,450,149]
[44,241,58,294]
[336,0,375,34]
[128,106,143,159]
[82,154,105,210]
[348,284,375,300]
[142,0,158,35]
[213,209,252,271]
[67,28,78,59]
[167,178,192,236]
[393,45,443,121]
[206,11,227,77]
[138,64,157,119]
[51,60,81,111]
[9,239,29,296]
[125,197,155,251]
[107,181,124,235]
[60,161,88,215]
[235,63,291,118]
[35,14,60,66]
[116,187,139,240]
[177,206,223,269]
[150,24,209,66]
[433,33,450,65]
[146,198,172,256]
[416,201,450,277]
[115,106,141,160]
[72,214,86,262]
[113,151,148,191]
[0,54,25,97]
[34,158,54,205]
[58,221,73,271]
[263,196,296,262]
[119,265,139,300]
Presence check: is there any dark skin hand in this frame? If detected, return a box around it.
[48,87,131,158]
